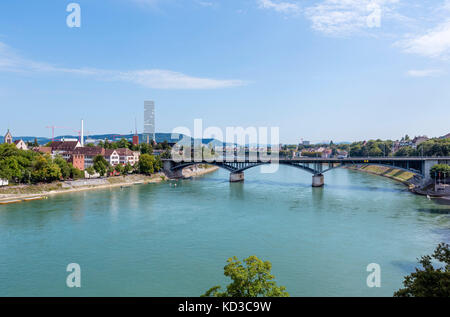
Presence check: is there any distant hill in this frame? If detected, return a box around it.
[4,133,227,147]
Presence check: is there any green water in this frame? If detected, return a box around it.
[0,167,449,297]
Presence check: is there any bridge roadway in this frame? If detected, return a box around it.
[162,156,450,187]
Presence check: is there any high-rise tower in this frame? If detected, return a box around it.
[143,101,155,144]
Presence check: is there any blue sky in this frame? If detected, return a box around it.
[0,0,449,143]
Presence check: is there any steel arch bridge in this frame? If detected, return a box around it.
[162,157,450,186]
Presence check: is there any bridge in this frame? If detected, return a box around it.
[163,156,450,187]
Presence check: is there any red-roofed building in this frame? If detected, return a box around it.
[50,141,81,160]
[116,148,140,165]
[34,146,52,155]
[72,147,105,169]
[69,153,85,170]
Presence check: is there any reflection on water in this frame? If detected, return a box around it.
[417,208,450,214]
[0,167,449,297]
[229,182,245,200]
[390,260,419,274]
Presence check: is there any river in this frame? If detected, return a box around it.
[0,166,449,297]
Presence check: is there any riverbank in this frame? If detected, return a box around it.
[344,164,418,186]
[344,164,450,198]
[0,165,219,204]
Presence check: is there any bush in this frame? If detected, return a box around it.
[202,256,289,297]
[394,243,450,297]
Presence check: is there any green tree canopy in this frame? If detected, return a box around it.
[430,164,450,179]
[138,154,155,175]
[93,155,109,176]
[115,163,124,174]
[124,163,133,174]
[202,256,289,297]
[139,143,153,155]
[54,155,71,179]
[86,166,95,177]
[394,243,450,297]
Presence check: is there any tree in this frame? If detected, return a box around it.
[161,150,171,159]
[86,166,95,178]
[161,140,170,150]
[395,146,414,157]
[54,155,71,179]
[140,143,153,155]
[0,157,22,182]
[116,138,130,149]
[70,166,84,179]
[154,156,163,172]
[115,163,124,174]
[138,154,155,175]
[124,163,133,174]
[430,164,450,179]
[93,155,109,177]
[202,256,289,297]
[394,243,450,297]
[368,147,383,157]
[31,155,62,182]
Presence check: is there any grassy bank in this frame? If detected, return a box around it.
[344,165,416,186]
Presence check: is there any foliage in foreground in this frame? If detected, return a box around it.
[394,243,450,297]
[202,256,289,297]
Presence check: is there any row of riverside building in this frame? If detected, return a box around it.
[36,141,140,170]
[3,129,142,171]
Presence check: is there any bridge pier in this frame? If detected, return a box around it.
[230,172,245,182]
[163,160,184,179]
[312,174,324,187]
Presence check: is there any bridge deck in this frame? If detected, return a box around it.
[163,157,450,163]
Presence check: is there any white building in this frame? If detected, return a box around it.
[14,140,28,151]
[104,149,120,166]
[116,148,140,166]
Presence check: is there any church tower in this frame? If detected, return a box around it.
[4,129,12,144]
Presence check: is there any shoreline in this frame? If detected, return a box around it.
[343,165,416,187]
[0,165,219,204]
[344,165,450,198]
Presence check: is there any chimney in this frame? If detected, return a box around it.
[81,119,84,147]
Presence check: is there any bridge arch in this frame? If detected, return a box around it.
[165,159,426,186]
[169,161,322,175]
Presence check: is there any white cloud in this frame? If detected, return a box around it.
[257,0,300,14]
[129,0,159,6]
[305,0,399,36]
[196,1,214,7]
[396,20,450,59]
[0,42,246,90]
[406,69,444,77]
[115,70,245,89]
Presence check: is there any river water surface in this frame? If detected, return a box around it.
[1,167,449,296]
